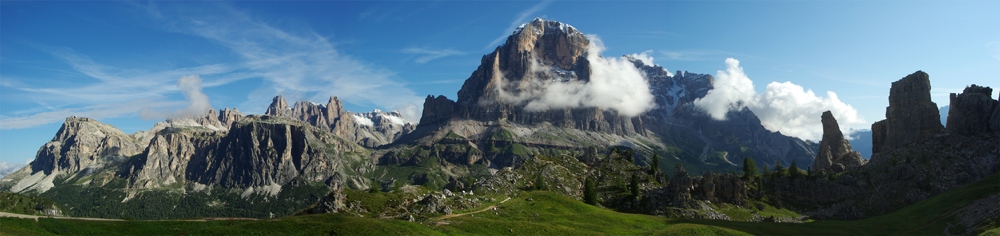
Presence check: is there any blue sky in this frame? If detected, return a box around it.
[2,1,998,171]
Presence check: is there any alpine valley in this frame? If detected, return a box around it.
[2,19,999,235]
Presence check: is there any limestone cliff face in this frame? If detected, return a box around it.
[451,18,642,136]
[265,96,413,147]
[30,117,142,175]
[946,85,998,136]
[186,116,364,189]
[124,130,222,189]
[872,71,944,155]
[812,111,866,173]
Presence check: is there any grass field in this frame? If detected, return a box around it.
[3,172,998,235]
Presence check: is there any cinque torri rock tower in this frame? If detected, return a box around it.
[871,71,944,154]
[812,111,866,173]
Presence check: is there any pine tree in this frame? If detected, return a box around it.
[774,160,786,177]
[649,154,660,176]
[789,160,801,178]
[742,157,758,179]
[368,178,379,193]
[584,178,597,205]
[630,173,640,197]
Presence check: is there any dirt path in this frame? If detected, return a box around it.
[0,211,260,222]
[432,197,511,224]
[0,212,125,222]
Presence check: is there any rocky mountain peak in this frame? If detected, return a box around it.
[946,84,999,136]
[261,95,413,147]
[872,71,944,155]
[28,117,141,179]
[265,95,290,116]
[508,18,588,69]
[812,110,866,173]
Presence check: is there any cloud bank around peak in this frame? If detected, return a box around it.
[494,35,655,117]
[694,58,866,141]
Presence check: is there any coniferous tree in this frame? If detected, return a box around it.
[630,173,640,197]
[369,178,379,193]
[584,178,597,205]
[742,157,758,179]
[648,154,660,176]
[774,160,786,177]
[789,160,801,178]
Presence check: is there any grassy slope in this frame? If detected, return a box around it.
[3,172,997,235]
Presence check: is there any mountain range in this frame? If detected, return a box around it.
[1,19,997,234]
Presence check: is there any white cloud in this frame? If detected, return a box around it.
[171,6,424,117]
[628,50,656,67]
[140,75,213,119]
[1,4,426,129]
[403,47,464,63]
[0,161,28,178]
[493,35,655,117]
[659,49,742,61]
[0,99,180,130]
[628,50,673,76]
[486,0,554,49]
[694,58,866,141]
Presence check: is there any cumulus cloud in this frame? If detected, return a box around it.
[694,58,866,141]
[629,50,656,66]
[493,35,655,117]
[140,75,213,119]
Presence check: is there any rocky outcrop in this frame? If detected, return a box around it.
[812,111,866,173]
[667,165,695,208]
[871,71,944,155]
[310,180,347,214]
[30,117,142,175]
[451,18,643,136]
[418,95,456,125]
[946,85,998,136]
[264,96,413,147]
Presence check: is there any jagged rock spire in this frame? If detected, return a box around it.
[813,111,866,173]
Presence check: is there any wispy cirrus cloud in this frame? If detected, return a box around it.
[485,0,554,50]
[403,47,465,64]
[659,49,746,61]
[158,3,424,121]
[1,2,427,129]
[0,47,237,129]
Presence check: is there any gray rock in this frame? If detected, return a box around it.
[30,117,142,175]
[872,71,944,155]
[946,85,998,136]
[813,110,866,173]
